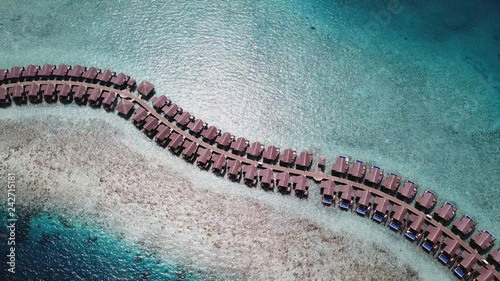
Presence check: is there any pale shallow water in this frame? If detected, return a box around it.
[0,0,499,280]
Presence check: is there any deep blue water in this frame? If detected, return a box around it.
[0,212,198,281]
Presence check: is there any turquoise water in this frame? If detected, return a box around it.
[0,0,499,280]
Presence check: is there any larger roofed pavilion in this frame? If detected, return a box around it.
[137,80,155,98]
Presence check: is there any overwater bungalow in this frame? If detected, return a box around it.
[396,180,419,202]
[211,154,227,175]
[83,66,100,80]
[111,72,130,88]
[372,197,390,223]
[415,190,438,213]
[230,137,250,155]
[320,180,336,206]
[57,84,72,102]
[487,248,500,268]
[355,190,372,216]
[317,157,326,171]
[67,64,85,79]
[470,230,496,252]
[132,107,148,126]
[53,64,70,78]
[143,116,159,136]
[28,84,41,102]
[167,133,184,152]
[97,69,115,83]
[102,91,117,110]
[187,119,206,135]
[87,88,103,106]
[216,132,234,149]
[115,99,135,116]
[381,172,401,194]
[422,225,442,253]
[347,160,366,182]
[196,148,212,169]
[0,68,6,82]
[293,175,309,197]
[242,164,258,186]
[246,142,264,159]
[389,205,408,231]
[473,266,494,281]
[39,64,55,78]
[0,87,10,105]
[338,185,354,210]
[181,140,198,162]
[438,237,460,265]
[137,80,155,98]
[175,111,194,127]
[10,84,25,102]
[72,86,88,104]
[295,151,313,170]
[276,172,292,193]
[42,83,57,102]
[262,145,280,163]
[155,125,171,146]
[7,66,24,80]
[331,156,349,177]
[201,125,220,142]
[259,168,274,189]
[22,64,39,79]
[454,251,477,279]
[127,78,136,88]
[163,103,181,118]
[433,201,457,224]
[364,165,384,186]
[152,95,171,110]
[279,148,296,167]
[452,215,477,237]
[227,159,242,181]
[405,214,425,241]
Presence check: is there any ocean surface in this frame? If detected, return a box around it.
[0,0,499,280]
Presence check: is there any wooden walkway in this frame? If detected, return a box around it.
[1,66,498,280]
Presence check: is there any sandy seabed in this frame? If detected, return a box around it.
[0,113,421,281]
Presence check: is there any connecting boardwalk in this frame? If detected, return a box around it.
[1,64,499,281]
